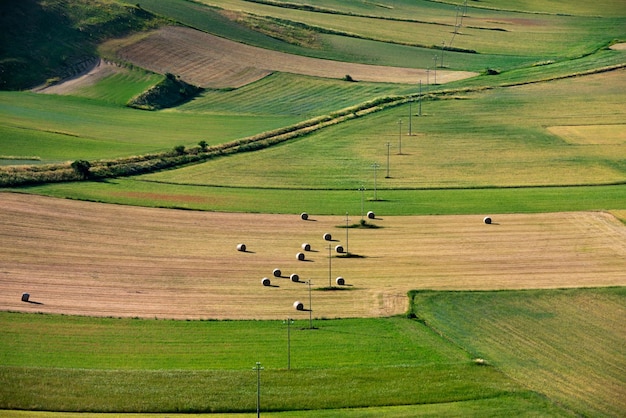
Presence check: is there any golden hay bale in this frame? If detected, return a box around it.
[335,245,344,254]
[296,252,305,261]
[367,211,375,219]
[302,243,311,251]
[261,277,271,286]
[236,243,246,252]
[323,233,332,241]
[293,301,304,311]
[336,277,345,286]
[273,268,282,277]
[290,273,300,282]
[300,212,309,220]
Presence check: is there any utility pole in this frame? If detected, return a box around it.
[359,185,365,220]
[345,212,349,253]
[328,244,332,287]
[418,80,422,116]
[307,280,313,329]
[398,119,403,155]
[385,142,391,178]
[371,163,379,200]
[441,41,445,68]
[283,319,294,370]
[408,97,413,136]
[253,362,264,417]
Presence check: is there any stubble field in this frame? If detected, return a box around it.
[2,193,625,320]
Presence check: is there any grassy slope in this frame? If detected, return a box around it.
[138,69,626,191]
[0,313,564,415]
[0,0,163,90]
[411,287,626,417]
[0,92,301,162]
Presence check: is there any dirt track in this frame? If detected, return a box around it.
[117,26,478,88]
[1,193,625,320]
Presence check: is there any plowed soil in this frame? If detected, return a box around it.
[1,193,625,320]
[117,26,478,88]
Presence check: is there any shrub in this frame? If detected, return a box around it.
[71,160,91,179]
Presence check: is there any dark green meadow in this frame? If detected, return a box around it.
[1,0,626,416]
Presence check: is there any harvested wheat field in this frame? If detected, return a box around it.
[117,26,477,88]
[1,193,625,320]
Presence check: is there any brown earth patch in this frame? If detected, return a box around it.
[610,43,626,50]
[1,193,624,320]
[33,59,125,95]
[117,26,477,88]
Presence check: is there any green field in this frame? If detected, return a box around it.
[411,287,626,417]
[1,0,625,416]
[1,287,623,415]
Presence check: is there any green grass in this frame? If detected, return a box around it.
[14,180,626,215]
[71,67,163,106]
[410,287,626,417]
[197,0,625,57]
[137,68,626,192]
[179,72,414,116]
[0,92,301,162]
[0,313,558,414]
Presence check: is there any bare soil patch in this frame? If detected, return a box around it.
[117,26,477,88]
[1,193,624,320]
[610,43,626,50]
[33,59,125,95]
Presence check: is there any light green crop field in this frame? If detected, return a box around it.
[0,312,570,415]
[411,287,626,417]
[145,70,626,189]
[0,92,301,163]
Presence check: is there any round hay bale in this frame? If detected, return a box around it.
[290,273,300,282]
[261,277,271,286]
[483,216,492,225]
[273,268,282,277]
[300,212,309,220]
[323,233,332,241]
[21,293,30,302]
[293,301,304,311]
[236,243,246,252]
[367,211,375,219]
[335,277,345,286]
[301,243,311,251]
[335,245,344,254]
[296,252,305,261]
